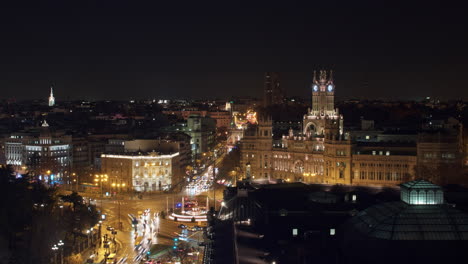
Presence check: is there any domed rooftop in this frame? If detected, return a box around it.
[348,201,468,240]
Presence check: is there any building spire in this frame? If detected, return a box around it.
[319,70,327,82]
[48,86,55,107]
[313,70,317,83]
[329,70,334,83]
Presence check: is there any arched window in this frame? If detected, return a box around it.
[410,190,418,204]
[418,191,426,205]
[427,190,435,204]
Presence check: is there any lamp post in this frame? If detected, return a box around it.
[51,244,58,264]
[90,228,94,245]
[72,172,77,191]
[86,230,91,248]
[117,198,122,230]
[57,240,64,264]
[94,174,108,198]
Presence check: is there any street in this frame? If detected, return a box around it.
[82,149,227,263]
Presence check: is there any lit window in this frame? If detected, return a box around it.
[330,228,335,236]
[292,228,298,236]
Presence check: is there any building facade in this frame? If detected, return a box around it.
[186,114,216,158]
[4,121,72,183]
[263,72,284,107]
[105,137,192,173]
[101,151,184,192]
[162,110,231,128]
[240,71,420,187]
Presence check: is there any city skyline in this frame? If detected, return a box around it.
[1,1,467,100]
[2,1,468,264]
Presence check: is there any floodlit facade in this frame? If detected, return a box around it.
[101,151,184,192]
[3,121,72,182]
[240,71,417,186]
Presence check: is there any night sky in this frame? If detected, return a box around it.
[1,1,467,101]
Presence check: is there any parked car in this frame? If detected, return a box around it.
[178,224,187,229]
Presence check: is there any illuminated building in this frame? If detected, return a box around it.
[101,151,184,192]
[400,179,444,205]
[48,86,55,107]
[240,71,418,186]
[3,121,72,182]
[304,70,342,136]
[162,110,231,128]
[105,137,192,171]
[186,114,216,158]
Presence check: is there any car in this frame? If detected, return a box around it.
[178,224,187,229]
[194,225,203,231]
[106,225,113,231]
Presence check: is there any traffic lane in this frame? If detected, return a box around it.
[96,193,203,260]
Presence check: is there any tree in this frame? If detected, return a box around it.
[66,253,83,264]
[0,167,100,264]
[60,191,84,211]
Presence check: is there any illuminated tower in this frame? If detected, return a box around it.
[48,86,55,107]
[303,70,342,137]
[311,70,335,116]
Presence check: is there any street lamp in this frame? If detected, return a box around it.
[57,240,64,264]
[95,174,109,198]
[86,230,91,248]
[51,244,58,264]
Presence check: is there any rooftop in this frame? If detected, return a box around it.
[347,201,468,240]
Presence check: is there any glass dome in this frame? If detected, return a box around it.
[347,201,468,240]
[400,179,443,205]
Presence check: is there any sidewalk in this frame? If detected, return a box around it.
[83,235,121,264]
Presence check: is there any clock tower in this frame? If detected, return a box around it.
[304,70,342,137]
